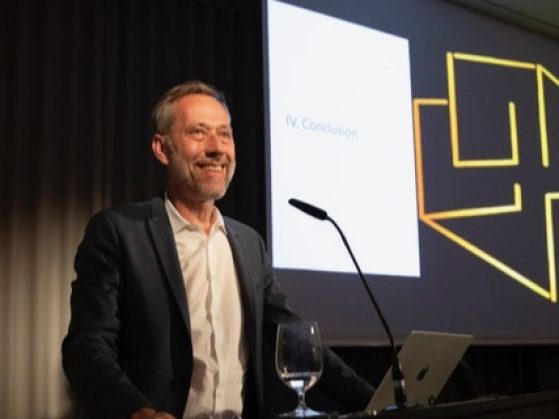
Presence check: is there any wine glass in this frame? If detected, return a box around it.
[275,320,324,417]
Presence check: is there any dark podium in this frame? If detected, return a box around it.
[339,390,559,419]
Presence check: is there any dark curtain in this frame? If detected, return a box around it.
[0,0,265,417]
[1,0,559,418]
[0,0,265,229]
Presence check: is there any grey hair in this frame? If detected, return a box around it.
[151,80,230,134]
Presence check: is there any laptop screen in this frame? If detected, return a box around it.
[367,330,474,412]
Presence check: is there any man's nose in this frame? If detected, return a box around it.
[205,131,226,154]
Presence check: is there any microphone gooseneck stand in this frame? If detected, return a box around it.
[288,198,411,411]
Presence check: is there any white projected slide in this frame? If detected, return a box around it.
[267,0,420,277]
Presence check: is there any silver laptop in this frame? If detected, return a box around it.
[366,330,473,413]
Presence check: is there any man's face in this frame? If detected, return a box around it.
[163,94,236,203]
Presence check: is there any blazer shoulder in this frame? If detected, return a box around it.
[81,198,166,242]
[223,216,262,240]
[91,197,164,224]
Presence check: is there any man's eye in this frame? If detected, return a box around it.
[218,130,232,139]
[187,128,206,138]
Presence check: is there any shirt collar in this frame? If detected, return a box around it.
[164,193,227,236]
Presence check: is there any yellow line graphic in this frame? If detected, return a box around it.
[452,52,536,70]
[421,216,553,301]
[447,53,522,167]
[545,193,559,302]
[428,183,522,220]
[413,51,559,302]
[536,64,559,167]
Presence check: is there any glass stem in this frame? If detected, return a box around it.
[297,390,307,409]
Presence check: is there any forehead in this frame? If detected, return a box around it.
[171,94,230,126]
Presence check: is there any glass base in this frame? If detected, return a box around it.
[277,405,333,418]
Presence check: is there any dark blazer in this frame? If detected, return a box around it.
[62,197,373,418]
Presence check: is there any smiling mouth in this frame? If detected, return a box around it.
[198,163,226,173]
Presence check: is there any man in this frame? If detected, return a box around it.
[62,81,374,418]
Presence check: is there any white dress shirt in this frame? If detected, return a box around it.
[165,198,247,419]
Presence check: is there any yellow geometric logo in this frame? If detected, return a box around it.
[414,51,559,302]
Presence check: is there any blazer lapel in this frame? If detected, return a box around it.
[225,219,265,415]
[226,223,257,345]
[148,197,191,332]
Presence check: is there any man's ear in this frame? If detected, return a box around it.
[152,134,170,166]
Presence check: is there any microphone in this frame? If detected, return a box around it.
[288,198,328,220]
[288,198,409,410]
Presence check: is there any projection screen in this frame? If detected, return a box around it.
[263,0,559,345]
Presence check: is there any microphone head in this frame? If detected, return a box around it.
[288,198,328,220]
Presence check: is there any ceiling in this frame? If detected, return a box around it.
[448,0,559,40]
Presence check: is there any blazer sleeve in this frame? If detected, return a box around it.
[62,211,151,419]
